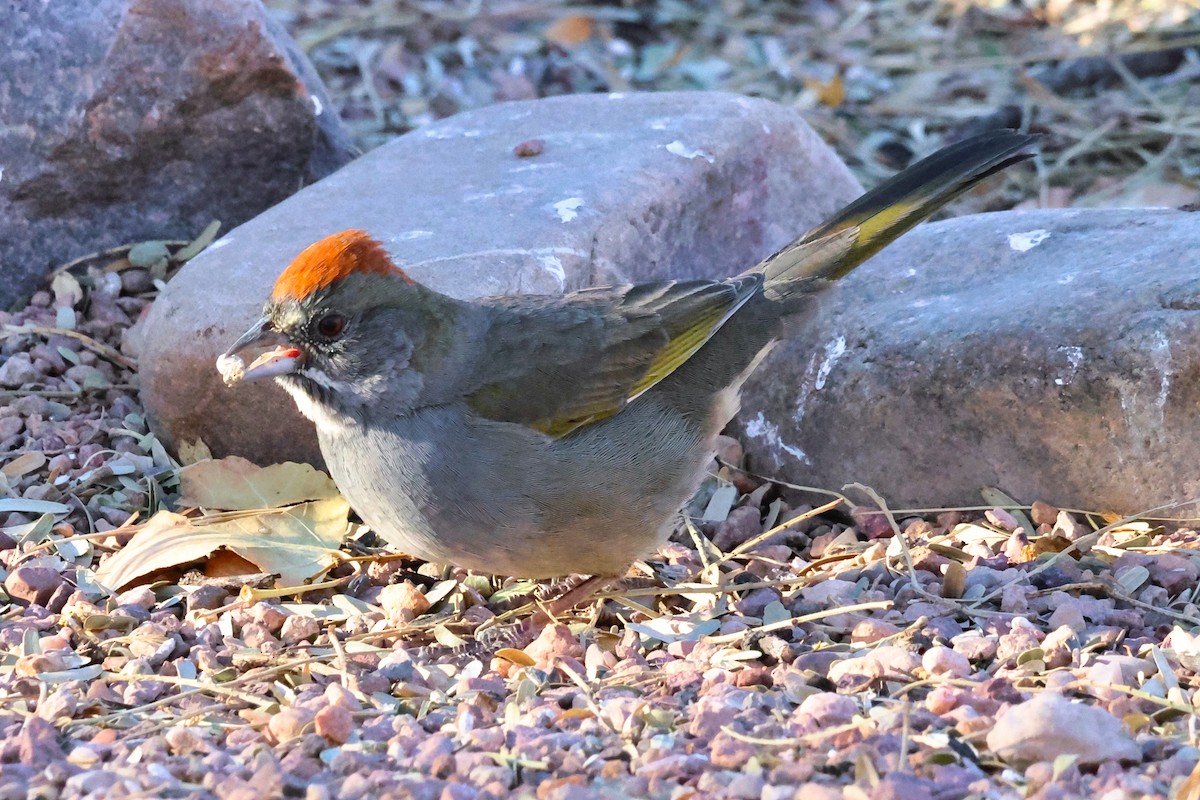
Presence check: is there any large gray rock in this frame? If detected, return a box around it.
[1,0,356,307]
[139,91,862,465]
[738,207,1200,517]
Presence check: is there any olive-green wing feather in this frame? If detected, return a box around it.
[466,276,762,437]
[465,130,1035,436]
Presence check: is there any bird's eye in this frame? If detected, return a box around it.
[315,313,346,339]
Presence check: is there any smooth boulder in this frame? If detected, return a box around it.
[1,0,356,307]
[737,207,1200,517]
[138,91,863,465]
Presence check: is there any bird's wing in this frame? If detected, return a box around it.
[465,275,762,437]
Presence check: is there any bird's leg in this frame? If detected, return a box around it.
[530,574,612,625]
[473,575,613,651]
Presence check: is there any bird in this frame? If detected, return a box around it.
[219,130,1034,595]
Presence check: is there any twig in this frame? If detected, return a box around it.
[0,385,138,400]
[704,600,893,644]
[1,325,137,370]
[49,241,190,278]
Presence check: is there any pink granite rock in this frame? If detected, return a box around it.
[138,91,861,465]
[2,0,355,306]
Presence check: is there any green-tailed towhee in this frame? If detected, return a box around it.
[220,131,1034,580]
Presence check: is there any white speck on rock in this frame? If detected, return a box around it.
[745,412,810,465]
[396,230,433,241]
[553,197,584,223]
[407,246,587,273]
[608,92,626,100]
[465,184,528,202]
[814,336,847,390]
[510,161,560,173]
[1151,330,1173,416]
[1053,345,1084,386]
[208,236,231,251]
[310,94,323,116]
[665,140,715,164]
[793,336,847,425]
[539,255,566,289]
[1007,229,1051,252]
[1115,330,1173,458]
[1057,273,1075,285]
[649,119,669,131]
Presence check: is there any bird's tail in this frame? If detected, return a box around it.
[750,130,1036,300]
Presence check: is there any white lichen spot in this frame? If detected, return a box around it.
[0,166,5,183]
[208,236,232,251]
[1115,330,1173,457]
[1007,229,1051,252]
[310,94,323,116]
[465,184,528,202]
[814,336,847,390]
[1150,330,1173,416]
[1053,345,1084,386]
[396,230,433,241]
[744,412,811,465]
[553,197,584,223]
[608,92,626,100]
[1056,273,1075,285]
[539,255,566,289]
[649,119,669,131]
[665,140,715,164]
[793,336,847,426]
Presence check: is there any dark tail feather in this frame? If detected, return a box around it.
[751,130,1036,298]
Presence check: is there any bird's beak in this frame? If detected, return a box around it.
[217,316,305,386]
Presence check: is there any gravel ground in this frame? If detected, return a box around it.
[5,2,1200,798]
[2,262,1200,797]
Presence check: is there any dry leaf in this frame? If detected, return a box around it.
[127,241,170,269]
[175,220,221,263]
[495,648,535,667]
[433,624,467,649]
[545,14,593,47]
[805,73,845,107]
[979,487,1034,534]
[943,561,966,599]
[177,439,213,466]
[96,497,350,590]
[204,549,261,578]
[626,614,721,644]
[51,272,84,308]
[0,498,70,515]
[178,456,339,510]
[2,451,47,479]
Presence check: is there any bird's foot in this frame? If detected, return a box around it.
[472,617,543,651]
[467,575,615,656]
